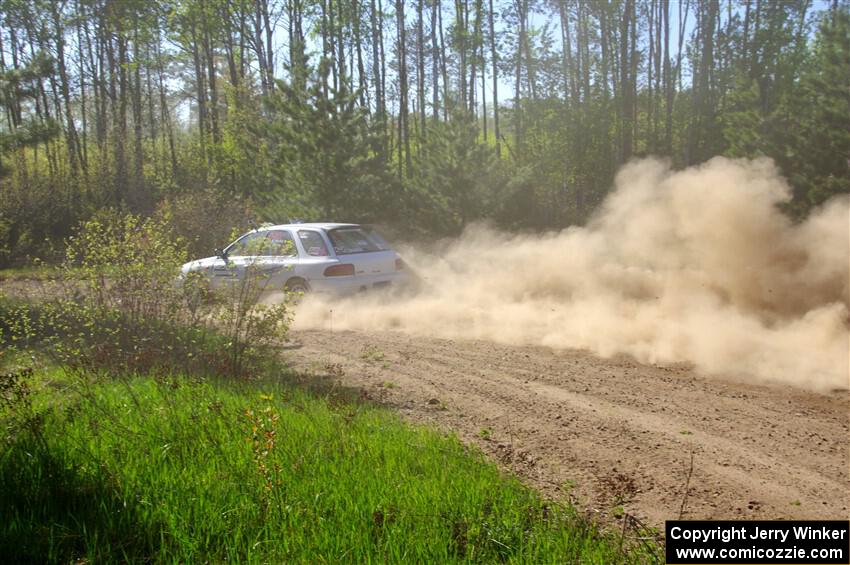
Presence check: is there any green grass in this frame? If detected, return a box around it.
[0,265,58,281]
[0,367,653,563]
[360,344,386,362]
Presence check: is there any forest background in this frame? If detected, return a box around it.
[0,0,847,265]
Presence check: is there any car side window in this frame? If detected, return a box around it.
[298,230,330,256]
[327,228,384,254]
[265,230,296,257]
[227,232,265,256]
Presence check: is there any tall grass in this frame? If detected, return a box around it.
[0,368,651,563]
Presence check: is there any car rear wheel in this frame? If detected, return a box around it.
[285,278,309,300]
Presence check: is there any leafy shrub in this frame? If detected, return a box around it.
[64,209,189,321]
[156,187,256,260]
[0,174,77,268]
[2,210,293,379]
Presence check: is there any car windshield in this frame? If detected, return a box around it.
[327,227,388,255]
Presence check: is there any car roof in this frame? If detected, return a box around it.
[260,222,360,231]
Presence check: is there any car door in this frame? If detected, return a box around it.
[255,229,299,288]
[210,231,266,287]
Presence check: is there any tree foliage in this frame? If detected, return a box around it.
[0,0,847,266]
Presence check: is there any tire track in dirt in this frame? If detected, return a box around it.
[286,329,849,529]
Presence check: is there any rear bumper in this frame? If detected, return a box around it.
[307,271,412,295]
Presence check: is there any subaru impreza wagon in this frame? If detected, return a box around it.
[180,223,411,295]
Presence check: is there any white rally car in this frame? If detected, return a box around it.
[180,223,411,295]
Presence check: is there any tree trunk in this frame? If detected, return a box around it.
[431,0,440,121]
[456,0,468,110]
[132,30,145,207]
[488,0,499,155]
[471,0,483,114]
[416,0,426,132]
[598,3,612,100]
[253,1,270,97]
[155,34,178,179]
[438,0,450,118]
[334,0,347,94]
[379,0,388,122]
[663,0,672,152]
[75,0,89,172]
[51,1,82,176]
[620,0,634,162]
[370,0,383,118]
[519,0,536,99]
[352,0,368,108]
[396,0,413,176]
[559,2,577,104]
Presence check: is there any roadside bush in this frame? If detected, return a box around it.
[1,210,292,379]
[156,187,256,260]
[0,174,77,268]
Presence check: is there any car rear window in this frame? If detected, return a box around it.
[327,228,388,255]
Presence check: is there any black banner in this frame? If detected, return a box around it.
[666,520,850,564]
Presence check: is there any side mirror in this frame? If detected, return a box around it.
[215,248,228,260]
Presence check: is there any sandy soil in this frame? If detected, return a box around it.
[285,328,850,529]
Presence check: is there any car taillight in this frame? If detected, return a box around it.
[395,258,406,271]
[323,263,355,277]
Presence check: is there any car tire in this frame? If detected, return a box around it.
[285,278,309,299]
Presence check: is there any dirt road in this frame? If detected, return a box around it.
[285,328,850,529]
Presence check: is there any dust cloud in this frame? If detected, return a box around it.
[296,157,850,392]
